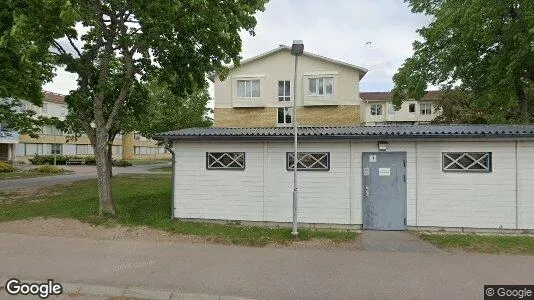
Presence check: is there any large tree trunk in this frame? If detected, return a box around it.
[107,143,113,178]
[517,86,529,124]
[94,130,116,216]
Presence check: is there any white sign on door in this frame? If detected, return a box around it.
[363,167,370,176]
[379,168,391,176]
[369,154,377,163]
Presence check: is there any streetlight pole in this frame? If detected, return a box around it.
[291,40,304,237]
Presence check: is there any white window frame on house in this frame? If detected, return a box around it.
[277,107,292,126]
[420,102,432,115]
[442,152,492,172]
[370,104,383,116]
[237,80,260,98]
[206,152,245,170]
[286,152,330,171]
[278,80,291,101]
[51,144,62,155]
[308,77,333,96]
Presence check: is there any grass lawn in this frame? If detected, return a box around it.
[419,233,534,255]
[0,170,72,180]
[0,174,356,246]
[128,159,171,166]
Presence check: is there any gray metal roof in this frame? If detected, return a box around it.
[154,125,534,141]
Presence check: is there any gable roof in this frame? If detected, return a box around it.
[43,91,66,105]
[209,45,368,82]
[360,91,442,101]
[155,124,534,141]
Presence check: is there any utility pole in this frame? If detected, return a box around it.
[290,40,304,237]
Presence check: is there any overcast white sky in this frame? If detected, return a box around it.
[43,0,430,95]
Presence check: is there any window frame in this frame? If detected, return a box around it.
[420,102,432,115]
[51,143,62,155]
[206,152,246,171]
[409,103,416,113]
[370,104,383,116]
[277,107,293,126]
[237,79,261,98]
[286,152,330,171]
[308,77,334,96]
[442,152,492,173]
[278,80,291,102]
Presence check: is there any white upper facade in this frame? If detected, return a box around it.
[360,92,441,125]
[212,45,368,109]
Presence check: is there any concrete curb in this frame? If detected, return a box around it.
[0,277,253,300]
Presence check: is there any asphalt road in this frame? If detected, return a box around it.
[0,164,170,190]
[0,233,532,299]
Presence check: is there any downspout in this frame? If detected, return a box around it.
[163,138,175,220]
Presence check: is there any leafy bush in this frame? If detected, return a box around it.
[112,159,132,167]
[0,161,15,173]
[84,156,96,165]
[32,165,64,173]
[29,154,96,165]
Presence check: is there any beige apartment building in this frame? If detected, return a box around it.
[1,91,168,161]
[212,45,440,128]
[212,45,368,127]
[360,91,441,125]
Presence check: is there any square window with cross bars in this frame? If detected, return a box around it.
[206,152,245,170]
[442,152,492,172]
[286,152,330,171]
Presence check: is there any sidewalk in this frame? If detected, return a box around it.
[0,278,251,300]
[0,232,533,299]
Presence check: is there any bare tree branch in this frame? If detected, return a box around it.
[105,53,134,131]
[52,41,67,55]
[67,36,82,58]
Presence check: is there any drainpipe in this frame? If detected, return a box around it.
[163,138,175,220]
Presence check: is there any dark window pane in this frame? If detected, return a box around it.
[278,108,284,124]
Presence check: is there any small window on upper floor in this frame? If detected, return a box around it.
[237,80,260,98]
[278,80,291,101]
[420,103,432,115]
[308,77,333,96]
[370,104,383,116]
[409,103,416,113]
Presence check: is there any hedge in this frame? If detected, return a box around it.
[28,155,131,167]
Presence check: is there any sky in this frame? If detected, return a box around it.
[43,0,430,95]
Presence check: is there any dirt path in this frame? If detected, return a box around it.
[0,218,361,250]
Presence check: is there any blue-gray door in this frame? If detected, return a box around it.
[362,152,407,230]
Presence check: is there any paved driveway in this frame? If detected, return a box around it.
[0,232,532,300]
[0,164,170,190]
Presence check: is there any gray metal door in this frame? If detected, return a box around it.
[362,152,407,230]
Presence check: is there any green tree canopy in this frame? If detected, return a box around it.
[0,0,267,216]
[392,0,534,123]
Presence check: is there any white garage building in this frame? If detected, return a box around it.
[156,125,534,231]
